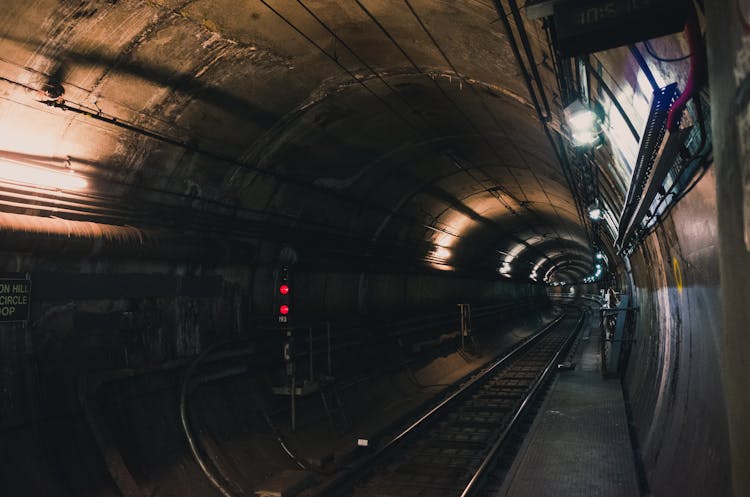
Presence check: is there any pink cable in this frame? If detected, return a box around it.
[667,6,706,132]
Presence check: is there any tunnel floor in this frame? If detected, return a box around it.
[494,305,640,497]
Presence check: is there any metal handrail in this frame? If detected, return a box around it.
[250,297,545,341]
[256,298,547,362]
[383,298,545,337]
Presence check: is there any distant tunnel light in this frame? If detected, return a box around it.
[498,262,512,277]
[431,246,451,260]
[588,206,603,221]
[0,159,87,190]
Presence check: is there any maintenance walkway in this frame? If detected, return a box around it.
[494,304,642,497]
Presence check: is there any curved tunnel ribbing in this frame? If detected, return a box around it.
[0,2,743,497]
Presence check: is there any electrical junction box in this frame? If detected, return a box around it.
[552,0,690,57]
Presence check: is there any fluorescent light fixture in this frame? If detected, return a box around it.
[0,159,87,190]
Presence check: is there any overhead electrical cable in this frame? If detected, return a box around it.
[402,0,575,246]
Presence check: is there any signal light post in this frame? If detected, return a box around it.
[278,267,291,325]
[278,265,293,373]
[278,265,297,430]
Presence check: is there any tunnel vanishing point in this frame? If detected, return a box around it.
[0,1,748,497]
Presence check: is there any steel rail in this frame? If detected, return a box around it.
[376,314,567,451]
[460,310,587,497]
[314,310,571,497]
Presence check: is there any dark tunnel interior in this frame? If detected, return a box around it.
[0,1,749,496]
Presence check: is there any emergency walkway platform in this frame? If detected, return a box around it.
[493,305,642,497]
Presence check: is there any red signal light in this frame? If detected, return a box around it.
[279,284,289,295]
[279,304,290,315]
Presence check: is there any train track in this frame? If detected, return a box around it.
[315,309,584,497]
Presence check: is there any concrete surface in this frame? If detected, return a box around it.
[496,310,640,497]
[0,2,740,497]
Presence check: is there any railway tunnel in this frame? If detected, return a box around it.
[0,1,746,496]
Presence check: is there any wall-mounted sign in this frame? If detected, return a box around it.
[553,0,689,56]
[0,277,31,323]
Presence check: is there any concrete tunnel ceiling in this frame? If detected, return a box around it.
[0,0,594,282]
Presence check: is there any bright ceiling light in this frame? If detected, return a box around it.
[0,159,88,190]
[572,130,599,147]
[430,246,451,261]
[596,252,605,260]
[564,100,601,147]
[569,108,597,130]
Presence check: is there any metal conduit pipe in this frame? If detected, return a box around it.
[0,211,254,261]
[491,0,545,124]
[491,0,595,249]
[667,5,706,132]
[506,0,552,119]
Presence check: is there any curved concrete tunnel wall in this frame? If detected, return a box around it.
[623,169,730,496]
[584,19,733,496]
[0,2,746,497]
